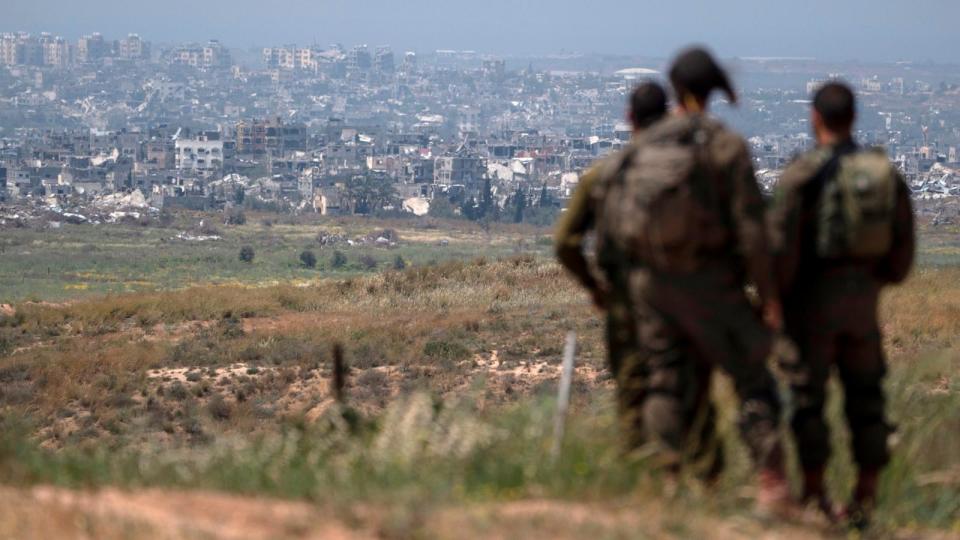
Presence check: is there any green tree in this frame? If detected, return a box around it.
[239,246,255,264]
[428,196,460,219]
[513,186,527,224]
[347,176,397,215]
[538,182,551,208]
[331,250,348,269]
[299,250,317,268]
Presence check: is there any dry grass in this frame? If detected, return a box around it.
[0,257,956,451]
[0,255,957,535]
[0,257,610,449]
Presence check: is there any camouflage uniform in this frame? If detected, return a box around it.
[555,140,723,476]
[605,114,784,471]
[555,153,648,423]
[768,140,915,474]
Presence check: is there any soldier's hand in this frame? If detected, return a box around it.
[763,299,784,332]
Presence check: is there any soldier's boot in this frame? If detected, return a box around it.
[801,466,838,521]
[843,468,880,531]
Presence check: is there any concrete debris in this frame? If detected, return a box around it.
[315,229,400,248]
[175,232,222,242]
[403,197,430,216]
[93,189,149,210]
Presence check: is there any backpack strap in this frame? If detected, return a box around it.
[800,140,860,260]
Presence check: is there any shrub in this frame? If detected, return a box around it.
[359,254,378,270]
[199,221,221,236]
[392,255,407,271]
[300,250,317,269]
[226,209,247,226]
[331,250,347,269]
[207,395,233,421]
[239,246,255,264]
[168,382,189,401]
[423,339,470,364]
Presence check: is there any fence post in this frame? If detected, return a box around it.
[332,343,347,405]
[551,331,577,460]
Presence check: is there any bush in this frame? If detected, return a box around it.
[226,209,246,226]
[239,246,255,264]
[199,221,221,236]
[359,254,378,270]
[207,395,233,421]
[423,339,470,364]
[427,197,461,220]
[299,250,317,269]
[331,250,348,269]
[392,255,407,271]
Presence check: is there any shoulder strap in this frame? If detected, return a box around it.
[804,141,860,203]
[800,141,860,259]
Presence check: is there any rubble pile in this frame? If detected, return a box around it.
[0,190,160,228]
[315,228,401,248]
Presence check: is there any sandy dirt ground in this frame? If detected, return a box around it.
[2,486,954,540]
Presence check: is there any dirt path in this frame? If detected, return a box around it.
[0,486,367,540]
[2,486,952,540]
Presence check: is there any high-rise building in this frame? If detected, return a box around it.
[202,40,231,68]
[17,33,43,66]
[77,33,108,63]
[374,46,394,74]
[0,34,24,65]
[40,34,71,68]
[119,34,150,60]
[347,45,371,72]
[400,51,417,74]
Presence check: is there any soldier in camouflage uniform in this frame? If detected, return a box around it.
[768,82,915,527]
[556,83,716,466]
[597,49,791,508]
[560,48,793,508]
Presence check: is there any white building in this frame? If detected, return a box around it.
[175,138,223,177]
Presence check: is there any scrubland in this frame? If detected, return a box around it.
[0,218,957,538]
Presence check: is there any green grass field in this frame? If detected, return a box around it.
[0,213,552,303]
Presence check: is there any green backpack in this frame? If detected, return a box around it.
[816,148,898,259]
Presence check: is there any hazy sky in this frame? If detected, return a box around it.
[6,0,959,62]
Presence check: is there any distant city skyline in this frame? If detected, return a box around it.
[4,0,960,63]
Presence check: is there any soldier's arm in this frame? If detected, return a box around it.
[876,174,915,284]
[555,166,602,294]
[727,139,778,307]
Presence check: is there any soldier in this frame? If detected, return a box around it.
[768,82,915,528]
[591,46,790,508]
[556,83,718,469]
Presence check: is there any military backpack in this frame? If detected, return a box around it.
[595,119,724,273]
[815,148,898,259]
